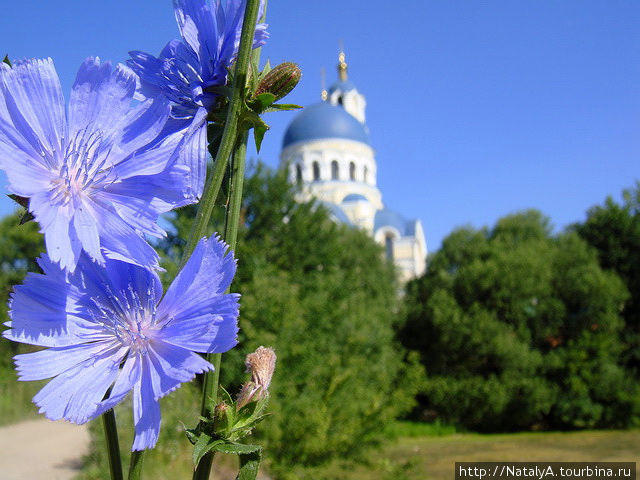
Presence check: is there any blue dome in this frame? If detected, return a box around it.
[374,208,417,236]
[328,80,357,94]
[342,194,368,203]
[282,103,370,148]
[318,201,352,226]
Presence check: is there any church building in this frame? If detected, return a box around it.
[279,52,427,283]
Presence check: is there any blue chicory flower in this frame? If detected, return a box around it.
[0,57,195,272]
[3,236,239,450]
[128,0,268,199]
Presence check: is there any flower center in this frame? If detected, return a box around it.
[88,283,167,354]
[49,128,114,204]
[117,314,153,352]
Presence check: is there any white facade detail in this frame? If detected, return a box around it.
[328,87,367,124]
[283,138,382,209]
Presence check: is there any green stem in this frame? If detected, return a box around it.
[191,0,261,479]
[101,409,123,480]
[224,133,249,250]
[124,0,260,475]
[182,0,262,263]
[194,136,249,480]
[127,451,145,480]
[198,352,222,428]
[192,349,217,479]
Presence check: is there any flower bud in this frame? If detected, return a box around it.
[236,346,276,409]
[213,401,233,432]
[215,402,229,416]
[255,63,301,101]
[236,382,259,410]
[246,346,276,394]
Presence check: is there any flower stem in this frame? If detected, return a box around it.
[193,138,250,480]
[191,3,260,479]
[127,451,145,480]
[223,133,249,250]
[101,409,123,480]
[182,0,262,263]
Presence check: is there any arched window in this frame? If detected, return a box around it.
[363,165,368,183]
[349,161,356,181]
[295,164,302,184]
[331,160,339,180]
[385,233,394,260]
[312,161,320,181]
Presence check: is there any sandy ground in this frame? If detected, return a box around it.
[0,418,89,480]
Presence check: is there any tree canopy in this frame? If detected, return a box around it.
[400,209,637,431]
[574,182,640,373]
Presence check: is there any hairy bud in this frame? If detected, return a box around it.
[255,63,301,101]
[213,402,233,432]
[246,346,276,390]
[236,346,276,409]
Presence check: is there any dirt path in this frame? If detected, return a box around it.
[0,418,89,480]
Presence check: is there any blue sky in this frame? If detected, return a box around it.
[0,0,638,251]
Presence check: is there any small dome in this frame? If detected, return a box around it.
[374,208,417,236]
[342,194,368,203]
[282,103,370,149]
[318,201,352,226]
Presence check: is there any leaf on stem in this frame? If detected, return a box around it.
[235,448,262,480]
[193,433,224,468]
[249,92,276,112]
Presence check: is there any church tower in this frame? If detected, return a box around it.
[280,50,427,282]
[327,50,367,124]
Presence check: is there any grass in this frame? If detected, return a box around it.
[321,429,640,480]
[0,339,44,426]
[388,420,458,438]
[76,395,640,480]
[0,373,43,426]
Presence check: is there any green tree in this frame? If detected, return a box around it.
[158,163,419,477]
[0,211,44,322]
[0,210,46,424]
[0,211,44,352]
[574,182,640,373]
[400,210,634,431]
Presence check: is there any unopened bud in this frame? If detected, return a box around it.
[236,346,276,409]
[255,63,301,101]
[215,402,229,416]
[213,402,233,432]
